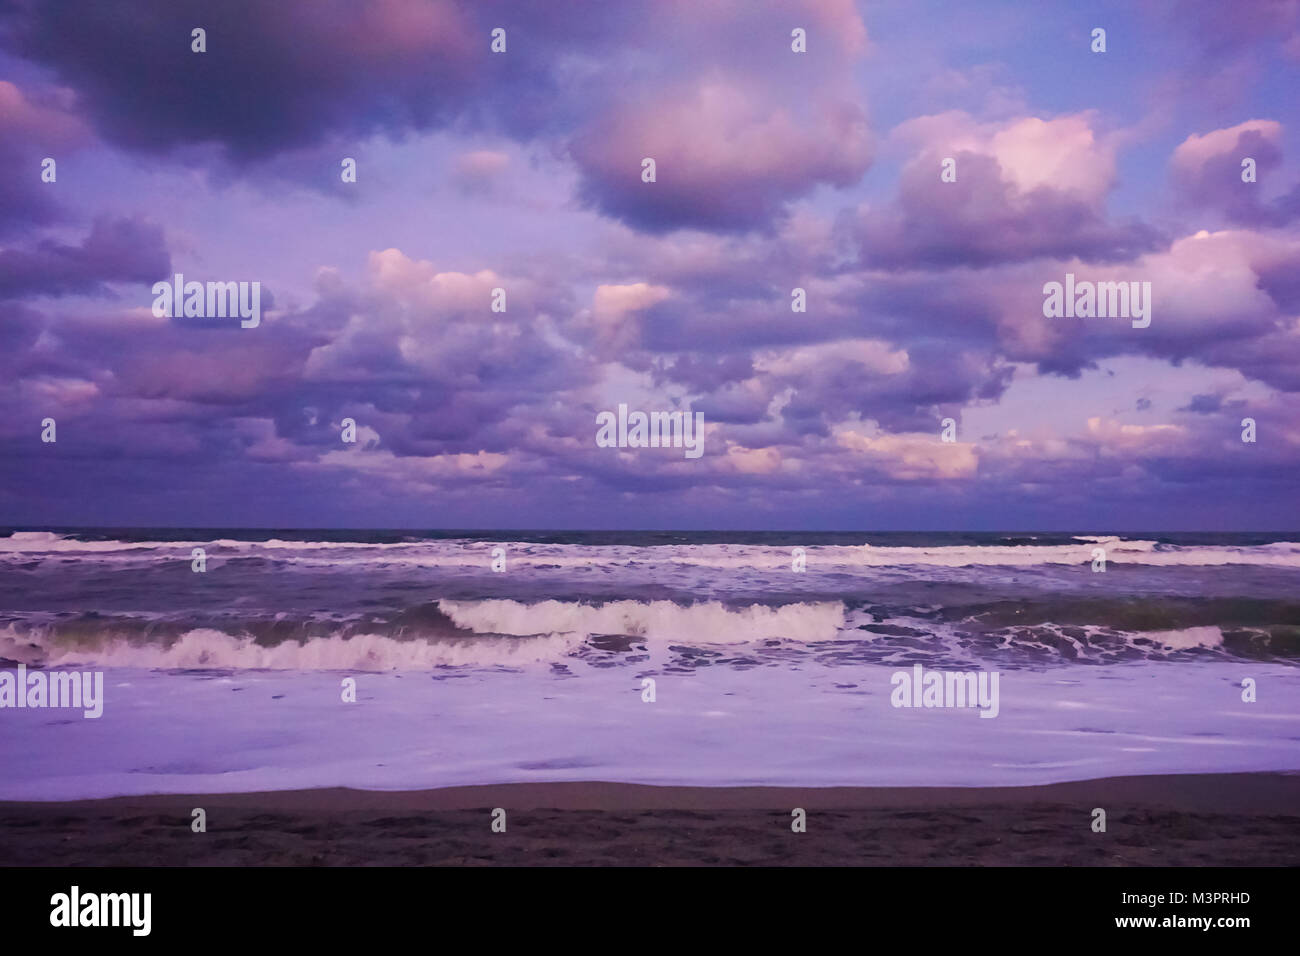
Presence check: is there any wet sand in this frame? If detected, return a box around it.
[2,772,1297,866]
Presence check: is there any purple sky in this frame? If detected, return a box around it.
[2,0,1299,530]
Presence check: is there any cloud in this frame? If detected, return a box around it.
[0,80,88,234]
[0,216,170,300]
[1159,0,1300,60]
[450,149,510,195]
[571,77,871,233]
[1,1,1297,529]
[854,113,1164,268]
[581,282,673,355]
[1171,120,1300,226]
[1180,393,1225,414]
[0,0,482,161]
[835,427,979,480]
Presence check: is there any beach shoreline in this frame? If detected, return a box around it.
[3,772,1296,866]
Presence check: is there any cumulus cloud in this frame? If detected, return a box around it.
[854,112,1164,268]
[0,1,1297,529]
[1171,120,1300,226]
[572,77,871,233]
[0,0,481,160]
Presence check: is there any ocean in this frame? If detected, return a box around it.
[2,529,1298,800]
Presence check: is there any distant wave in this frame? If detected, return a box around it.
[3,531,1300,568]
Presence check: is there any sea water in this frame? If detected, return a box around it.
[1,529,1297,800]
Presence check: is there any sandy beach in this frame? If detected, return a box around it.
[3,772,1296,867]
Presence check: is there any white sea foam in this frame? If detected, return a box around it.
[3,659,1298,800]
[437,598,846,644]
[1142,626,1225,650]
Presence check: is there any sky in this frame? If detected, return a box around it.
[2,0,1299,531]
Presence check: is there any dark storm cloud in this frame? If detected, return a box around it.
[0,0,484,161]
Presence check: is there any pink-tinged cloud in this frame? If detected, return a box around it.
[0,80,88,233]
[1171,120,1300,225]
[856,113,1163,268]
[571,77,872,233]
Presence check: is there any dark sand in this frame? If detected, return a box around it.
[2,773,1297,866]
